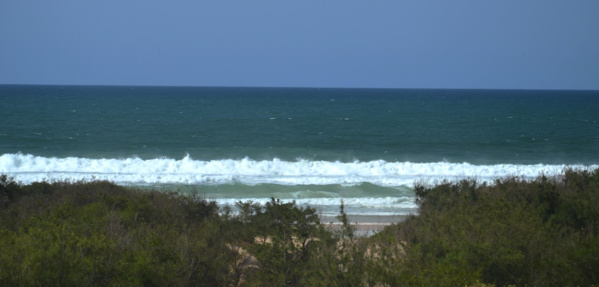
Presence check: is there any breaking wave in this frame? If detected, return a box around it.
[1,153,593,186]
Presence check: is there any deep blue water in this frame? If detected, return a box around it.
[2,85,598,164]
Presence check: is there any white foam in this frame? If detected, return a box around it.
[1,153,594,186]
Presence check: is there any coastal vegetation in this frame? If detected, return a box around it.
[1,168,599,286]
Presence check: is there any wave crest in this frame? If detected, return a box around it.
[1,153,594,186]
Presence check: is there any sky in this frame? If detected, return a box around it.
[1,1,598,90]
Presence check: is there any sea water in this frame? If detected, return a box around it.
[1,85,598,218]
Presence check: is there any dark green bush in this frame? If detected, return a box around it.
[389,168,599,286]
[0,177,234,286]
[1,169,598,286]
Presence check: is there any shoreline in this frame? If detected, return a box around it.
[320,214,410,237]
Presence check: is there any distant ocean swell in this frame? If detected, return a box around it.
[2,153,594,187]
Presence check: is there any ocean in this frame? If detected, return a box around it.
[1,85,598,220]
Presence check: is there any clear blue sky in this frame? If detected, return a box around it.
[1,1,598,90]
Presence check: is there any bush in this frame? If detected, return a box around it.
[390,168,599,286]
[1,169,598,286]
[0,177,234,286]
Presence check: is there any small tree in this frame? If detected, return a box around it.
[245,198,323,286]
[336,199,355,241]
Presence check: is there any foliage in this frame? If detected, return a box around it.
[0,178,233,286]
[390,168,599,286]
[1,168,599,286]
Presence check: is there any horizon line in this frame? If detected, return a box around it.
[1,83,598,92]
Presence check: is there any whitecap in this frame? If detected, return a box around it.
[0,153,594,186]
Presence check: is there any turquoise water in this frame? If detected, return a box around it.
[2,85,598,217]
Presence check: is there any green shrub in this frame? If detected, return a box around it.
[1,169,598,286]
[393,168,599,286]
